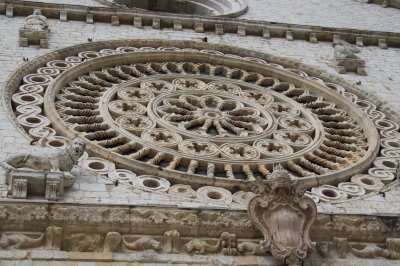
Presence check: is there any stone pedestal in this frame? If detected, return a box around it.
[19,28,49,48]
[9,169,64,200]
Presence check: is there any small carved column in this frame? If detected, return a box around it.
[247,165,317,265]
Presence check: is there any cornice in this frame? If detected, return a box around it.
[1,0,400,48]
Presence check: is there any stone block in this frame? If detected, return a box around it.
[30,250,54,260]
[40,39,48,49]
[6,5,13,18]
[337,65,347,74]
[286,30,293,41]
[0,187,7,198]
[262,29,270,39]
[378,38,387,49]
[335,58,366,75]
[215,23,224,35]
[333,34,340,44]
[134,17,142,28]
[152,18,160,29]
[356,67,367,76]
[46,226,62,250]
[46,171,64,200]
[12,178,27,199]
[19,38,29,47]
[309,32,318,43]
[194,21,204,33]
[10,169,46,196]
[237,26,246,36]
[60,10,67,22]
[356,36,363,47]
[382,0,390,7]
[174,20,183,31]
[86,13,94,24]
[68,251,113,261]
[19,29,48,45]
[111,16,119,26]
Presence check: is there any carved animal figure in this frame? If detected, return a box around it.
[350,244,390,258]
[185,238,220,254]
[104,232,122,252]
[0,233,44,249]
[0,138,85,174]
[122,237,161,251]
[237,241,267,255]
[23,9,49,31]
[67,233,102,252]
[333,40,361,60]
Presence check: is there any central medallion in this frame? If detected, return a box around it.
[101,76,321,162]
[150,90,275,142]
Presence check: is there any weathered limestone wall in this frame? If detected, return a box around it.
[1,2,400,264]
[1,15,400,163]
[23,0,400,33]
[241,0,400,33]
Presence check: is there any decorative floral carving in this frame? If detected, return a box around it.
[32,206,48,220]
[50,206,130,224]
[0,206,7,220]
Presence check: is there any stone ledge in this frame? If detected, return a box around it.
[0,248,399,265]
[0,0,400,48]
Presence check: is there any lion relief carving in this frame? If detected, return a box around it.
[0,138,86,187]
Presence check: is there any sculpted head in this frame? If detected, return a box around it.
[33,9,42,16]
[269,164,292,191]
[0,235,9,249]
[70,138,86,158]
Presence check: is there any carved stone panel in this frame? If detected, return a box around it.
[247,165,317,265]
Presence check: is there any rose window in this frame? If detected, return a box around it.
[7,42,393,195]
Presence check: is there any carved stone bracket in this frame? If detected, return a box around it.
[247,165,317,265]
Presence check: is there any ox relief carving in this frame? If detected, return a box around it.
[19,9,49,48]
[332,39,366,75]
[247,164,317,265]
[0,138,86,200]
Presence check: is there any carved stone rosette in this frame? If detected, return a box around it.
[247,165,317,265]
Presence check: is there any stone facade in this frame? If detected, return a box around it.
[0,0,400,265]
